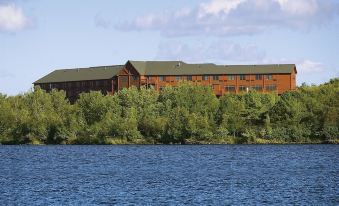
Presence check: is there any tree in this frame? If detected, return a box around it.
[163,107,190,144]
[0,94,16,143]
[218,94,246,137]
[76,91,113,125]
[269,91,310,142]
[159,82,219,116]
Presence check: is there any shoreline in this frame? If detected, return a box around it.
[1,140,338,146]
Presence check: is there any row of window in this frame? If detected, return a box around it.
[120,76,139,82]
[149,74,273,81]
[43,80,111,89]
[159,84,277,92]
[222,85,277,92]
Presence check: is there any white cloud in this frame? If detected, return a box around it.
[262,58,325,73]
[295,59,338,85]
[298,59,324,73]
[274,0,318,16]
[116,0,339,37]
[0,4,30,32]
[199,0,246,17]
[156,41,266,63]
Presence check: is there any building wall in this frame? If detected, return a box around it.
[35,65,296,101]
[35,79,112,102]
[113,64,141,92]
[135,73,295,95]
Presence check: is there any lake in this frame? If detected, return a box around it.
[0,145,338,205]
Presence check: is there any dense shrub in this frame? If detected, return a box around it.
[0,79,338,144]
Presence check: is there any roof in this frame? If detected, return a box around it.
[34,65,124,84]
[128,61,296,75]
[34,61,296,84]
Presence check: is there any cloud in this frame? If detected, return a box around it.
[156,41,266,63]
[199,0,247,17]
[116,0,339,37]
[0,3,31,32]
[295,59,338,85]
[297,59,324,73]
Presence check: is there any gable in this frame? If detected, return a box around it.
[118,68,129,75]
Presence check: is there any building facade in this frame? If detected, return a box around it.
[34,60,297,101]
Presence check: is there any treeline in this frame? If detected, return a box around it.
[0,79,338,144]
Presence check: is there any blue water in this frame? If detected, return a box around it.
[0,145,338,205]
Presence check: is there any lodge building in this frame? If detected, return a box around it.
[34,60,297,101]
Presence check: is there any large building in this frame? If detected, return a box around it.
[34,60,297,101]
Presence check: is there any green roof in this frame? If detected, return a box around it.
[34,61,296,84]
[34,65,124,84]
[128,61,296,75]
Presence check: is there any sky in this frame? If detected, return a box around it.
[1,0,339,95]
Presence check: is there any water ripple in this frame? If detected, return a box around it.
[0,145,338,205]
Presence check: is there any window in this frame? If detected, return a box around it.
[176,76,181,81]
[202,75,209,81]
[228,75,235,80]
[251,85,262,91]
[213,75,219,81]
[255,74,262,80]
[187,75,192,81]
[239,85,247,92]
[132,76,138,81]
[240,74,246,80]
[159,76,164,81]
[121,76,128,83]
[225,85,236,92]
[266,84,277,91]
[266,74,273,80]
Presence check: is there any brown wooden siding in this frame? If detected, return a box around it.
[138,73,296,95]
[35,64,296,101]
[35,79,112,102]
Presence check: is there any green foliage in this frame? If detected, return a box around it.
[0,79,338,144]
[158,82,219,144]
[76,91,112,125]
[159,82,219,116]
[219,94,246,136]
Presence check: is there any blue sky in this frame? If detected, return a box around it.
[1,0,339,95]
